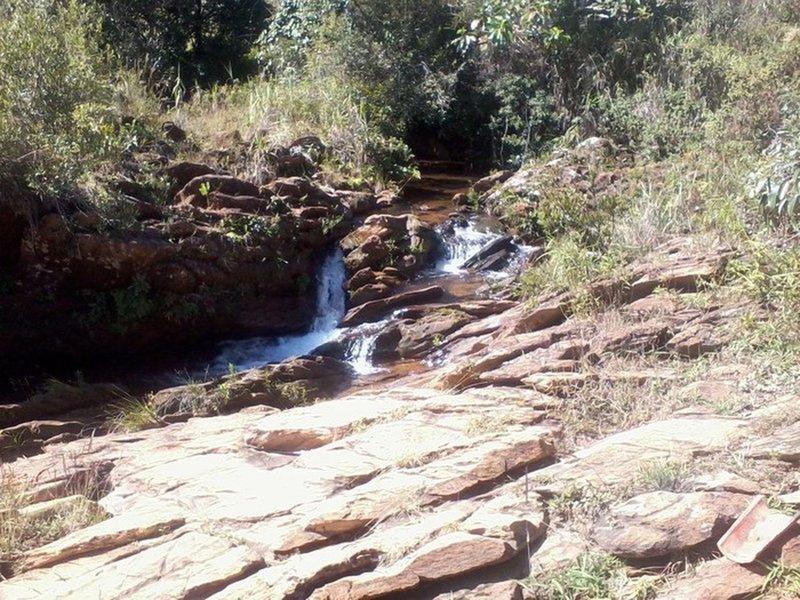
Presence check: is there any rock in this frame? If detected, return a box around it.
[432,581,522,600]
[472,170,515,194]
[206,192,270,214]
[534,415,747,491]
[244,397,407,452]
[593,491,750,560]
[529,529,592,575]
[396,309,475,358]
[656,557,766,600]
[175,174,259,207]
[689,471,760,495]
[161,121,186,142]
[0,384,122,429]
[165,162,217,189]
[18,511,186,573]
[340,214,437,285]
[667,322,727,358]
[0,420,84,453]
[310,533,516,600]
[745,421,800,462]
[153,356,352,416]
[630,254,728,299]
[343,235,391,272]
[461,235,516,271]
[266,176,320,199]
[341,285,445,327]
[338,191,377,215]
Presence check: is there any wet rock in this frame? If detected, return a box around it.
[341,285,445,327]
[593,491,750,560]
[396,309,475,358]
[461,235,516,271]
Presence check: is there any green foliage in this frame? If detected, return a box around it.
[521,552,652,599]
[750,119,800,218]
[517,231,627,301]
[636,458,691,492]
[97,0,269,91]
[83,276,156,334]
[0,0,115,193]
[221,214,281,244]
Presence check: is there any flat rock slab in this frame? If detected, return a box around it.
[745,421,800,462]
[656,557,766,600]
[245,397,408,451]
[309,532,517,600]
[6,530,264,600]
[593,491,750,559]
[534,415,748,490]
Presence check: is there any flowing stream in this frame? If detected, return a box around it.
[209,248,347,374]
[207,217,523,377]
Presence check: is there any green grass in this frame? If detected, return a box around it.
[106,393,163,433]
[520,552,657,600]
[0,472,108,574]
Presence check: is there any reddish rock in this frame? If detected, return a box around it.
[593,491,750,560]
[341,285,445,327]
[175,174,259,207]
[472,170,515,194]
[657,557,766,600]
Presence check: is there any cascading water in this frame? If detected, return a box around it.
[205,218,533,378]
[435,219,507,274]
[209,248,346,374]
[342,319,391,375]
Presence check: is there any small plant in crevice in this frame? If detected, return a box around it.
[635,458,692,493]
[106,391,163,433]
[0,470,109,573]
[520,551,657,600]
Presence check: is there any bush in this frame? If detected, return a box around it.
[0,0,161,198]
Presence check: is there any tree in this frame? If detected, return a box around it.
[96,0,270,92]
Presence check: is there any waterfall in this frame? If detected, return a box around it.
[435,219,506,274]
[343,319,391,375]
[209,248,346,374]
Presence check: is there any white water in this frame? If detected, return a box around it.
[343,319,392,375]
[206,219,531,377]
[210,249,347,374]
[435,219,506,274]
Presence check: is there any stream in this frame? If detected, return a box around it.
[204,213,531,380]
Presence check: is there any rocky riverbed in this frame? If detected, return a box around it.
[3,233,800,598]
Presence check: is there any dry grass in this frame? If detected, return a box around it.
[0,470,108,575]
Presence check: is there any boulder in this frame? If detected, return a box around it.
[341,285,445,327]
[166,162,217,189]
[472,170,515,194]
[461,235,516,271]
[593,491,750,560]
[175,174,259,207]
